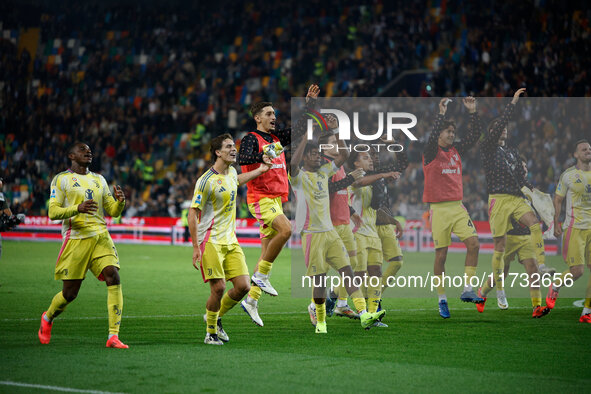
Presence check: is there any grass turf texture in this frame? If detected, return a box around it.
[0,240,590,393]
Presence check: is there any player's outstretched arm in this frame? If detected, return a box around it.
[290,134,307,178]
[237,161,272,185]
[188,207,201,270]
[423,98,450,165]
[353,171,400,187]
[283,84,321,144]
[455,97,481,154]
[482,88,524,150]
[328,168,363,194]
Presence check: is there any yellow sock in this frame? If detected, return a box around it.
[481,279,493,297]
[107,284,123,335]
[585,276,591,309]
[206,309,219,334]
[258,260,273,275]
[382,260,403,289]
[367,276,382,313]
[530,288,542,307]
[350,289,367,312]
[315,302,326,324]
[219,292,239,317]
[529,223,544,266]
[436,274,446,296]
[46,291,70,320]
[248,285,262,301]
[492,250,505,290]
[464,265,476,290]
[368,298,380,313]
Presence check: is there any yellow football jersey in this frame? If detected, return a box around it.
[191,167,239,244]
[49,170,125,239]
[349,184,378,238]
[556,166,591,229]
[292,162,337,233]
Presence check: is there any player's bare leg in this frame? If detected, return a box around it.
[262,214,292,263]
[251,214,291,296]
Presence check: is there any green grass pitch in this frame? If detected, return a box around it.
[1,240,590,393]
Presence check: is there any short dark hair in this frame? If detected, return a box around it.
[250,102,273,118]
[574,139,590,153]
[209,133,234,163]
[487,117,503,132]
[347,149,368,169]
[303,142,318,156]
[441,120,456,131]
[68,141,88,155]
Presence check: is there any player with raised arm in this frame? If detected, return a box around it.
[291,134,386,334]
[480,88,549,318]
[370,139,408,309]
[317,124,365,319]
[423,97,483,319]
[478,158,553,314]
[547,139,591,323]
[347,151,400,319]
[238,85,320,326]
[38,142,128,348]
[189,134,271,345]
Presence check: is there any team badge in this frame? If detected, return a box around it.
[85,189,94,200]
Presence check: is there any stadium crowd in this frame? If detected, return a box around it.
[0,0,589,220]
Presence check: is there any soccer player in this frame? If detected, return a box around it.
[347,151,400,318]
[238,85,320,326]
[480,88,549,318]
[478,158,554,313]
[370,140,408,307]
[190,133,271,345]
[317,129,364,319]
[291,135,386,333]
[547,139,591,323]
[477,215,545,315]
[38,142,128,348]
[423,97,483,318]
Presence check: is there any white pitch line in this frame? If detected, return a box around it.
[0,381,125,394]
[0,305,579,323]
